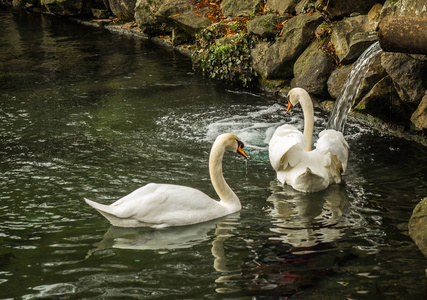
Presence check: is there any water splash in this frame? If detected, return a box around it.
[327,42,383,132]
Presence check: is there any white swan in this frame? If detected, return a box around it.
[269,88,349,193]
[85,133,247,228]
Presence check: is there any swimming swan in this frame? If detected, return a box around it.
[85,133,247,228]
[269,88,348,193]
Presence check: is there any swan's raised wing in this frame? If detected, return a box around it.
[268,124,306,171]
[315,129,349,173]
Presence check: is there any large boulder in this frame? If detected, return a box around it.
[381,52,427,106]
[267,0,298,14]
[252,12,324,79]
[293,41,334,96]
[247,14,289,39]
[221,0,260,17]
[41,0,86,15]
[330,14,378,64]
[355,76,412,125]
[409,197,427,258]
[411,94,427,131]
[108,0,137,21]
[316,0,385,19]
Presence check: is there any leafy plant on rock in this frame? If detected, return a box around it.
[192,27,257,87]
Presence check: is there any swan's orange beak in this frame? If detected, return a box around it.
[286,99,292,113]
[237,143,247,159]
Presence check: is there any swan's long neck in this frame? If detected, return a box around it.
[299,94,314,151]
[209,142,240,208]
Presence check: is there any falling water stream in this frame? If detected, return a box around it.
[1,10,426,299]
[327,42,383,132]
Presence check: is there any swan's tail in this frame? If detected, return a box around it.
[84,198,116,215]
[84,198,141,227]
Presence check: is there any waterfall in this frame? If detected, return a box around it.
[327,41,383,132]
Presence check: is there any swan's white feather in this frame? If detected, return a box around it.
[316,129,349,172]
[268,124,306,171]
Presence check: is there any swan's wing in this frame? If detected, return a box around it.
[85,183,223,227]
[125,184,217,224]
[268,124,306,171]
[315,129,349,173]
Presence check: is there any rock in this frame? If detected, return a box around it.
[355,76,412,125]
[409,197,427,258]
[293,41,334,96]
[330,15,378,64]
[320,100,335,111]
[135,0,170,35]
[295,0,310,15]
[380,0,427,20]
[267,0,299,14]
[247,14,289,39]
[411,94,427,131]
[135,0,211,37]
[381,52,427,106]
[155,0,211,35]
[252,12,324,79]
[108,0,137,21]
[378,16,427,55]
[41,0,86,16]
[221,0,261,17]
[327,64,353,99]
[91,8,109,19]
[316,0,385,19]
[367,3,383,32]
[328,53,385,104]
[353,53,388,104]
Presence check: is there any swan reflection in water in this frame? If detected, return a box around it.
[267,181,350,253]
[88,213,239,252]
[87,214,242,293]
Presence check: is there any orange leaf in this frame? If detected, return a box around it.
[171,14,180,17]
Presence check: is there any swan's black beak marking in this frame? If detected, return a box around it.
[236,140,247,159]
[279,94,292,113]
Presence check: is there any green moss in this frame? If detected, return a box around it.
[192,28,257,87]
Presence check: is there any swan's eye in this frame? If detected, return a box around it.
[237,140,244,148]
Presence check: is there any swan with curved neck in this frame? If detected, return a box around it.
[85,133,247,228]
[269,88,349,193]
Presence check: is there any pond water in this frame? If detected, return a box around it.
[1,9,426,300]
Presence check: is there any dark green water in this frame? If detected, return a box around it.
[1,9,426,299]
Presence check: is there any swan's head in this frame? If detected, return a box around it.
[283,87,310,113]
[215,133,247,159]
